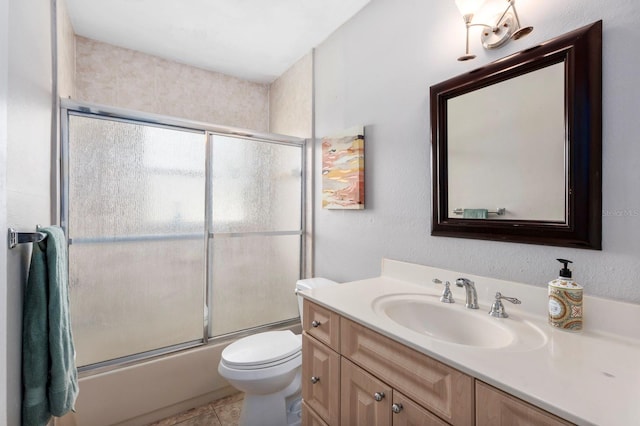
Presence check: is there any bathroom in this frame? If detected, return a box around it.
[2,0,640,425]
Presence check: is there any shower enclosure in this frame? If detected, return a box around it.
[61,101,309,370]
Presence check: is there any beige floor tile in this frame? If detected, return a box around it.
[148,393,243,426]
[148,404,213,425]
[210,392,244,409]
[175,412,222,426]
[212,398,242,426]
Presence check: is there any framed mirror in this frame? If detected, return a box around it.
[430,21,602,249]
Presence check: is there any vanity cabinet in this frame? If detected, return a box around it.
[340,358,393,425]
[341,317,473,425]
[301,300,572,426]
[341,357,447,426]
[303,298,341,350]
[476,381,573,426]
[302,334,340,425]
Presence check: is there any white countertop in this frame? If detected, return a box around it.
[300,259,640,426]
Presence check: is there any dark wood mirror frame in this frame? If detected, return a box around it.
[430,20,602,249]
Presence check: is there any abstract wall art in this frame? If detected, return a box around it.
[322,126,365,209]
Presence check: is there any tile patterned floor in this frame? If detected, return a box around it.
[148,392,243,426]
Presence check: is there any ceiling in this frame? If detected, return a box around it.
[64,0,371,83]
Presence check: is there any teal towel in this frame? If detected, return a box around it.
[463,208,489,219]
[22,226,78,425]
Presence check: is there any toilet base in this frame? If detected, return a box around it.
[237,369,302,426]
[239,391,301,426]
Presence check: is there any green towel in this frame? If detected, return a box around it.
[22,226,78,425]
[463,208,489,219]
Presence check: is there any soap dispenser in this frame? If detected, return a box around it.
[548,259,583,331]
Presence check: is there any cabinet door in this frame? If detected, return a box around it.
[302,400,329,426]
[302,334,341,425]
[391,390,448,426]
[341,358,392,426]
[476,381,574,426]
[304,300,341,351]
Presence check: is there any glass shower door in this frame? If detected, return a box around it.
[208,135,303,337]
[66,114,207,367]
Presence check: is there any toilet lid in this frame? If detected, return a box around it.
[222,330,301,368]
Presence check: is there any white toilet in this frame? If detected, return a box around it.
[218,278,338,426]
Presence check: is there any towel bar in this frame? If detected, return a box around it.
[8,227,47,249]
[453,208,506,216]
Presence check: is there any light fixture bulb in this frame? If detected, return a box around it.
[454,0,486,17]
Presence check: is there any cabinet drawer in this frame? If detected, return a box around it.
[303,300,341,351]
[341,318,474,426]
[476,381,573,426]
[302,334,341,426]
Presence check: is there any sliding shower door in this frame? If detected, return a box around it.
[209,135,303,337]
[62,103,308,369]
[65,114,207,367]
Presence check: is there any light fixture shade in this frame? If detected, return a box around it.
[454,0,486,16]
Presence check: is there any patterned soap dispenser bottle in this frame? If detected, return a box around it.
[548,259,583,331]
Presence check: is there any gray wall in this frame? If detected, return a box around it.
[2,0,53,423]
[314,0,640,303]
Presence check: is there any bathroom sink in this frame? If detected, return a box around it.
[372,293,545,350]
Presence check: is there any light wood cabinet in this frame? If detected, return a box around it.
[340,358,448,426]
[303,300,341,350]
[302,400,329,426]
[476,381,574,426]
[302,333,340,426]
[341,317,474,425]
[301,299,573,426]
[391,390,449,426]
[341,358,393,425]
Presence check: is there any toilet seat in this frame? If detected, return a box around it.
[221,330,302,370]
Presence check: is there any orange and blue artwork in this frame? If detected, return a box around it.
[322,126,365,209]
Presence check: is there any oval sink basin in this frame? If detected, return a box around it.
[372,293,544,349]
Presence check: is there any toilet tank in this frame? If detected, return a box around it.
[295,278,338,323]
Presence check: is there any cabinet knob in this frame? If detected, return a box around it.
[310,376,320,384]
[311,320,321,328]
[373,392,385,402]
[391,403,403,414]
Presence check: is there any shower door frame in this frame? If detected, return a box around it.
[60,99,311,373]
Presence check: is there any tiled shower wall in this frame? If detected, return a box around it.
[269,52,313,138]
[74,36,270,132]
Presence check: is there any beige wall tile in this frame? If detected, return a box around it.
[75,36,269,131]
[269,52,313,138]
[57,0,75,99]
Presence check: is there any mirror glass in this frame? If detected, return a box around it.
[431,21,602,249]
[447,62,566,221]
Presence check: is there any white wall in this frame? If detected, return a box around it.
[0,0,9,421]
[314,0,640,303]
[4,0,54,423]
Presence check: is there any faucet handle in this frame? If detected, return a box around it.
[433,279,455,303]
[489,292,521,318]
[441,281,455,303]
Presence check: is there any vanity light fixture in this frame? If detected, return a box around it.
[454,0,533,61]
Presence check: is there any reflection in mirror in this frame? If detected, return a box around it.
[447,61,566,221]
[431,21,602,249]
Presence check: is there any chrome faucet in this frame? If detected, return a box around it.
[456,278,479,309]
